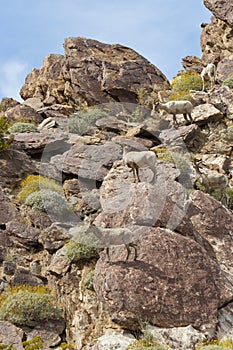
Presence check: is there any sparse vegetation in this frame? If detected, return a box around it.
[170,71,202,101]
[84,269,95,290]
[223,76,233,89]
[59,343,76,350]
[8,122,38,134]
[0,341,15,350]
[195,339,233,349]
[64,239,100,262]
[126,339,168,350]
[0,116,13,151]
[0,285,62,327]
[22,336,44,350]
[67,107,107,135]
[25,189,70,216]
[17,175,63,203]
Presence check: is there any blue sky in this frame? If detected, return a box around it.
[0,0,211,101]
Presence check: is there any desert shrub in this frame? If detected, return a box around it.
[17,175,62,203]
[25,189,70,216]
[210,187,233,208]
[22,336,44,350]
[0,286,62,327]
[195,339,233,349]
[126,339,168,350]
[84,270,95,290]
[8,122,38,134]
[223,77,233,89]
[0,116,13,151]
[0,341,15,349]
[169,71,202,101]
[67,107,107,135]
[59,343,76,350]
[64,239,100,262]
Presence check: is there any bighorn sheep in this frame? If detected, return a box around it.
[156,100,193,126]
[87,224,137,262]
[201,63,216,91]
[122,146,157,183]
[193,159,228,203]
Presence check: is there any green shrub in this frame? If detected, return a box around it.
[84,270,95,290]
[25,189,70,216]
[195,339,233,349]
[0,116,13,151]
[126,339,168,350]
[169,71,202,101]
[0,286,62,327]
[59,343,76,350]
[17,174,63,203]
[223,77,233,89]
[8,122,38,134]
[64,239,100,262]
[22,336,44,350]
[67,107,107,135]
[210,187,233,209]
[0,341,15,350]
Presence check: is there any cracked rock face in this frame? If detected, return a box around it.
[20,37,169,107]
[93,227,231,331]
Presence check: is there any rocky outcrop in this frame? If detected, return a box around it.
[20,37,170,108]
[204,0,233,27]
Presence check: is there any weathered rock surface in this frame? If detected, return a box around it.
[20,37,170,107]
[0,321,24,350]
[204,0,233,27]
[50,141,123,181]
[186,191,233,283]
[0,150,35,189]
[13,130,70,156]
[94,227,230,331]
[5,104,43,124]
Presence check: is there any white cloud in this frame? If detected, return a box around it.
[0,61,28,101]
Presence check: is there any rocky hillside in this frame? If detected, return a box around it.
[0,1,232,349]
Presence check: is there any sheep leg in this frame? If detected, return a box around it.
[172,114,178,126]
[125,244,131,262]
[129,243,137,261]
[106,247,111,262]
[188,113,193,123]
[134,165,141,183]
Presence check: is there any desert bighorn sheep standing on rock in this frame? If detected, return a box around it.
[201,63,216,91]
[156,100,193,126]
[87,224,137,262]
[193,159,228,203]
[122,146,157,183]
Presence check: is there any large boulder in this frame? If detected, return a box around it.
[94,227,231,331]
[20,37,169,107]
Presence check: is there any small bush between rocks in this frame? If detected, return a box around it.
[67,107,107,135]
[17,174,63,203]
[8,122,38,134]
[195,339,233,349]
[22,336,43,350]
[126,339,168,350]
[0,116,13,151]
[0,286,62,327]
[223,77,233,89]
[0,341,15,349]
[25,189,70,216]
[64,239,100,262]
[170,71,202,101]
